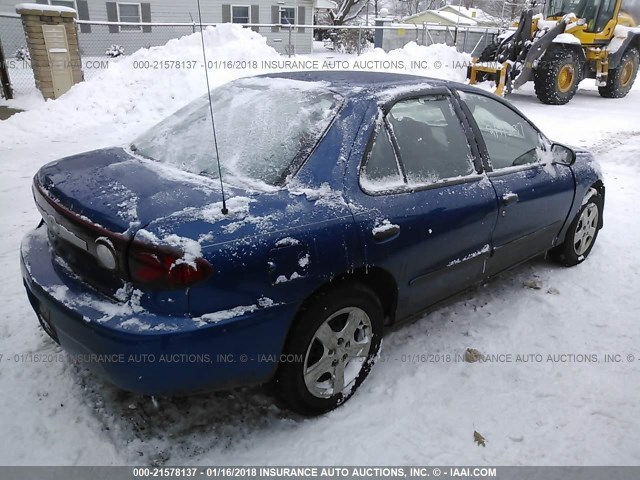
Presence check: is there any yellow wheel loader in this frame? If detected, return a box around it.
[468,0,640,104]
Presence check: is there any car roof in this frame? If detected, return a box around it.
[257,71,464,98]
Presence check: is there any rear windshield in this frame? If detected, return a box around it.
[133,77,343,187]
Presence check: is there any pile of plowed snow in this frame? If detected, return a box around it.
[0,24,470,148]
[1,25,280,147]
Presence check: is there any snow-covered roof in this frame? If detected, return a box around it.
[438,5,500,25]
[434,10,478,25]
[15,3,77,14]
[314,0,337,9]
[404,9,477,25]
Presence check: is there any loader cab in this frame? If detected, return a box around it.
[545,0,620,33]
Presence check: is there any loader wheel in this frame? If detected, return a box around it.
[534,46,583,105]
[598,48,639,98]
[479,42,499,62]
[473,42,499,82]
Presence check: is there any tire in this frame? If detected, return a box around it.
[598,48,639,98]
[534,46,583,105]
[479,42,499,62]
[275,283,383,415]
[471,42,499,83]
[550,191,603,267]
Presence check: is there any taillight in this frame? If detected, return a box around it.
[128,242,213,289]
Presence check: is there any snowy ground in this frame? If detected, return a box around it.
[1,25,640,465]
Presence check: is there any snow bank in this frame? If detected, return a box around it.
[0,25,281,147]
[0,28,470,149]
[357,42,471,83]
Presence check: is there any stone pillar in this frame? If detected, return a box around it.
[16,3,84,99]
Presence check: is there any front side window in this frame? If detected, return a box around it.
[461,92,547,169]
[593,0,617,32]
[280,7,296,25]
[133,78,342,187]
[118,3,141,31]
[545,0,587,17]
[231,5,250,24]
[545,0,616,31]
[387,96,475,184]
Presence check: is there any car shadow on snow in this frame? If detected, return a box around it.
[69,365,301,465]
[62,255,569,465]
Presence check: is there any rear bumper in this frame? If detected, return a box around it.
[20,225,296,395]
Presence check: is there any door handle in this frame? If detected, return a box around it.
[501,192,519,206]
[372,224,400,242]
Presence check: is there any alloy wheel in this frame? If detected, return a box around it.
[574,204,598,256]
[303,307,373,398]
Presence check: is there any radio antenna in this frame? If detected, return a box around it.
[196,0,228,215]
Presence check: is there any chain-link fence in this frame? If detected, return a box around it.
[0,13,35,99]
[75,20,499,64]
[1,14,503,100]
[316,23,500,56]
[374,22,500,56]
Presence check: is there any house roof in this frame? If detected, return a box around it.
[433,10,478,24]
[314,0,337,10]
[438,5,500,25]
[404,9,478,25]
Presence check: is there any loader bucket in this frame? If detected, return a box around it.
[468,61,511,96]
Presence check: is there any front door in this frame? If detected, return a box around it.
[458,91,575,276]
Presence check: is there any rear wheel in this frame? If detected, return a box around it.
[275,283,383,415]
[534,46,583,105]
[598,48,639,98]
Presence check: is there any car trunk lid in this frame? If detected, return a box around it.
[34,147,243,298]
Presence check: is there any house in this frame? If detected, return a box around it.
[404,8,478,27]
[0,0,331,54]
[404,5,499,27]
[437,5,500,26]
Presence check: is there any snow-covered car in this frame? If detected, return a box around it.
[20,72,605,414]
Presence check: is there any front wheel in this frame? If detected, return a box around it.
[472,42,500,83]
[550,191,603,266]
[275,283,383,415]
[534,46,583,105]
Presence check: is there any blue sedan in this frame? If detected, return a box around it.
[21,72,604,414]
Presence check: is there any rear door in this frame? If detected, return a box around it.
[457,90,576,276]
[345,91,499,320]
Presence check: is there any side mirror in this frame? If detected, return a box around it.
[551,143,576,166]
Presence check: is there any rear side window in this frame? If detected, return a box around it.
[361,95,477,193]
[461,92,548,170]
[361,125,404,191]
[387,97,475,185]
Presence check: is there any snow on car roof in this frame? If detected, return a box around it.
[255,71,451,97]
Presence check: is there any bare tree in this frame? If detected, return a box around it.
[475,0,530,23]
[394,0,446,18]
[330,0,369,24]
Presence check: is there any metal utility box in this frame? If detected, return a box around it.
[42,24,73,98]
